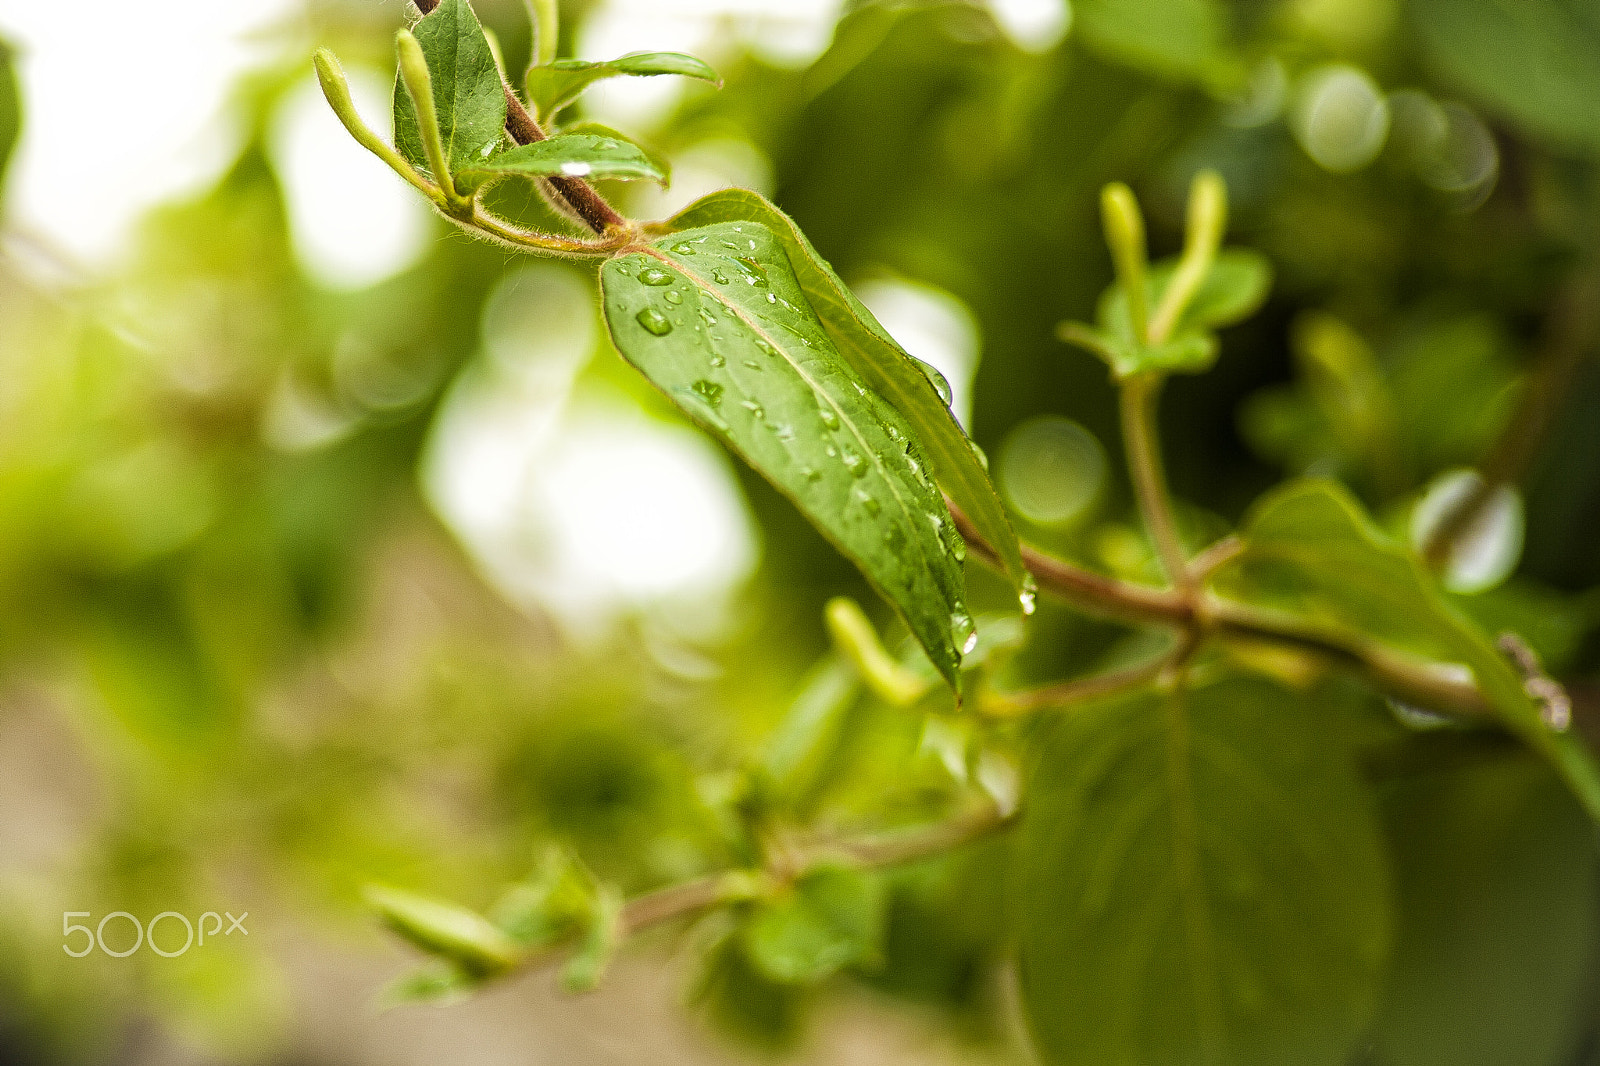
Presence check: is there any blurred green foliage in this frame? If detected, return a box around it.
[2,0,1600,1064]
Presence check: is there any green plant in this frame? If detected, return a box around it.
[314,2,1600,1062]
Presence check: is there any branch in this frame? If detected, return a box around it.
[410,0,626,235]
[980,653,1176,717]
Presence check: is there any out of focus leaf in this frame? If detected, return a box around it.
[1016,676,1392,1066]
[378,964,476,1009]
[744,867,886,984]
[759,654,862,809]
[667,189,1033,609]
[1372,741,1600,1066]
[458,132,664,184]
[527,52,719,121]
[0,38,19,193]
[695,935,810,1050]
[1209,479,1600,819]
[1073,0,1229,83]
[1410,0,1600,154]
[392,0,507,176]
[560,885,622,992]
[600,223,974,686]
[366,885,520,977]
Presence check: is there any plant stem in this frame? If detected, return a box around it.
[1120,374,1193,593]
[1146,170,1224,345]
[409,0,626,235]
[981,652,1177,717]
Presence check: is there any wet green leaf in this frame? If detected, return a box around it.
[1017,675,1392,1066]
[666,189,1032,609]
[600,222,974,686]
[459,132,665,185]
[527,51,719,121]
[366,884,520,977]
[744,867,886,984]
[392,0,507,177]
[1209,479,1600,820]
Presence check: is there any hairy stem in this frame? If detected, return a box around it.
[410,0,626,234]
[1121,374,1193,592]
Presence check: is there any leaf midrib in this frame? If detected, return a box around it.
[635,242,949,636]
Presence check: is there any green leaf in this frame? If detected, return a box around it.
[0,37,20,194]
[377,963,477,1009]
[1209,479,1600,820]
[665,189,1033,610]
[1016,675,1393,1066]
[600,223,974,686]
[1072,0,1229,83]
[759,653,863,810]
[1083,248,1272,378]
[365,884,520,977]
[527,51,719,122]
[458,132,665,185]
[560,121,671,181]
[1409,0,1600,155]
[695,935,811,1050]
[560,884,622,993]
[392,0,507,177]
[743,867,886,984]
[1372,741,1600,1066]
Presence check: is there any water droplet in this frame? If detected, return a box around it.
[672,241,695,255]
[663,289,683,305]
[756,340,777,356]
[698,307,718,326]
[841,446,868,478]
[854,488,880,515]
[712,269,730,285]
[884,526,906,550]
[560,161,593,177]
[825,445,838,458]
[742,359,762,371]
[741,400,765,420]
[636,309,673,336]
[819,408,840,431]
[709,354,726,368]
[1019,580,1038,616]
[639,267,673,286]
[915,356,954,407]
[886,425,905,444]
[773,423,796,442]
[766,293,777,304]
[801,466,821,482]
[950,610,977,655]
[735,257,769,287]
[596,138,618,151]
[691,379,723,408]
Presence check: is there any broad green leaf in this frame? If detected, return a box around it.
[0,38,19,194]
[1016,675,1392,1066]
[365,884,520,977]
[527,51,719,121]
[560,121,671,181]
[695,935,810,1050]
[1410,0,1600,154]
[458,132,665,185]
[1084,248,1272,378]
[743,867,886,984]
[1209,479,1600,819]
[665,189,1033,609]
[392,0,507,177]
[1372,741,1600,1066]
[1073,0,1229,83]
[600,222,974,686]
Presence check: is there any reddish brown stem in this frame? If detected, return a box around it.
[409,0,626,234]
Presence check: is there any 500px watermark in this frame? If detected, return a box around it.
[63,911,248,958]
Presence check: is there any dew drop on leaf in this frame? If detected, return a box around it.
[742,359,763,371]
[854,488,881,515]
[639,267,674,286]
[664,290,683,305]
[801,466,821,482]
[741,400,765,420]
[672,242,695,255]
[712,269,730,284]
[636,308,673,336]
[690,379,724,408]
[819,408,840,431]
[841,447,868,478]
[709,354,726,367]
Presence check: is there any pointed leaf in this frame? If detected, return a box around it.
[527,51,719,121]
[600,222,973,686]
[560,121,671,181]
[1017,676,1392,1066]
[1209,479,1600,820]
[366,884,520,977]
[664,189,1033,609]
[459,132,665,184]
[392,0,507,176]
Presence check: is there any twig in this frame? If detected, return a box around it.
[1121,374,1194,593]
[981,653,1175,717]
[410,0,626,234]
